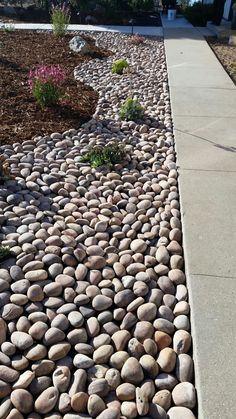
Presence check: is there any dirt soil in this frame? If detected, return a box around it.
[0,31,110,145]
[207,36,236,85]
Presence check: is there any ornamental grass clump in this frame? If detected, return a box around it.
[51,2,71,36]
[28,65,65,109]
[80,143,126,169]
[120,97,144,121]
[112,59,129,75]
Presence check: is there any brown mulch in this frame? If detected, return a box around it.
[206,36,236,85]
[0,31,111,145]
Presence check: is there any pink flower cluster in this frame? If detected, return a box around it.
[51,1,70,17]
[28,64,65,92]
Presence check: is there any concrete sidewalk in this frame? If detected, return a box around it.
[164,27,236,419]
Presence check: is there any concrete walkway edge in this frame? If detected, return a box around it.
[164,26,236,419]
[0,22,163,36]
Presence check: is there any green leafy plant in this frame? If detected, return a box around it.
[120,97,144,121]
[51,2,71,36]
[0,245,11,261]
[80,143,126,168]
[112,59,129,75]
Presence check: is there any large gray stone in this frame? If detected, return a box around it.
[69,36,92,56]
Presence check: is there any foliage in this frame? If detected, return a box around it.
[127,0,154,11]
[100,0,153,10]
[178,0,190,12]
[0,155,13,183]
[28,65,65,109]
[120,97,144,121]
[69,0,90,11]
[184,2,213,26]
[0,245,11,262]
[51,2,71,36]
[128,34,145,45]
[80,143,126,168]
[112,59,129,75]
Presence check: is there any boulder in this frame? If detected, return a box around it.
[69,36,92,56]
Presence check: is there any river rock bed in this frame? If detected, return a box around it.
[0,32,196,419]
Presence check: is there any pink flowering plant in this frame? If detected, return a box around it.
[51,2,71,36]
[28,64,66,109]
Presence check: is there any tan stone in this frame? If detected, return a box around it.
[71,392,89,413]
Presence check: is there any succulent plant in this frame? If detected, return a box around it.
[0,245,11,261]
[119,97,144,121]
[80,143,126,168]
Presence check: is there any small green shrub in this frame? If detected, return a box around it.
[28,65,65,109]
[112,59,129,75]
[128,0,154,11]
[184,2,213,26]
[0,245,11,261]
[120,97,144,121]
[51,2,71,36]
[80,143,126,168]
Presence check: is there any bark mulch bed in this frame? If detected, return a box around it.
[0,31,111,145]
[206,36,236,85]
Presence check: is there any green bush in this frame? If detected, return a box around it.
[28,65,65,110]
[112,59,129,75]
[127,0,154,10]
[184,2,213,26]
[100,0,153,12]
[80,143,126,168]
[120,97,144,121]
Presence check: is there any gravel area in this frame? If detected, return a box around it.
[0,32,196,419]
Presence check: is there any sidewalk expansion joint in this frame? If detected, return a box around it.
[190,273,236,280]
